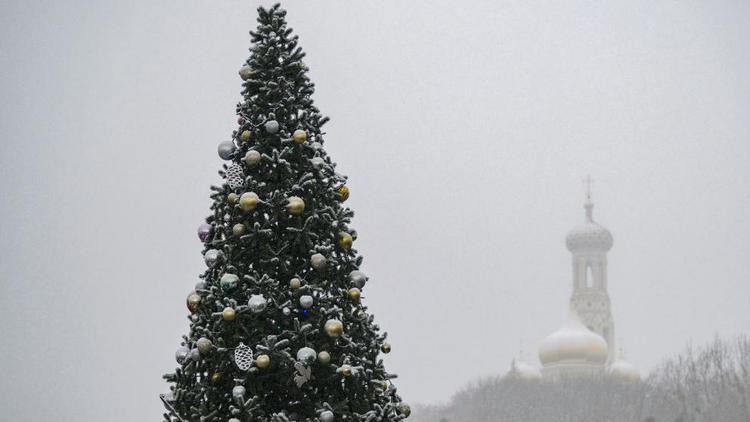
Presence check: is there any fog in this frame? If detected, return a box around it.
[1,1,749,420]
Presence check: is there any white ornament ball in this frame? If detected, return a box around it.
[264,120,280,134]
[299,295,314,309]
[311,253,327,270]
[320,410,334,422]
[239,65,253,80]
[297,347,317,364]
[244,150,261,167]
[232,385,246,399]
[218,141,236,160]
[248,294,268,314]
[189,348,201,361]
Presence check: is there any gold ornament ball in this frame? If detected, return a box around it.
[255,354,271,369]
[398,403,411,417]
[232,224,246,237]
[340,365,352,377]
[287,196,305,216]
[324,319,344,338]
[292,129,307,144]
[339,232,353,250]
[337,185,350,202]
[240,130,252,143]
[348,287,361,302]
[227,192,239,205]
[381,342,391,354]
[290,277,302,289]
[186,292,201,313]
[222,307,237,321]
[317,351,331,365]
[211,372,222,383]
[239,192,260,211]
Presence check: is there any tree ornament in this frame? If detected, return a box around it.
[210,372,221,383]
[226,163,245,190]
[398,403,411,417]
[286,196,305,216]
[227,192,239,205]
[349,270,367,288]
[239,130,252,143]
[197,223,212,242]
[220,273,239,291]
[232,223,246,237]
[294,361,313,387]
[311,253,327,270]
[340,365,352,377]
[337,185,350,202]
[203,249,224,267]
[255,354,270,369]
[348,287,361,302]
[239,65,253,80]
[222,307,237,321]
[264,120,280,134]
[299,295,314,309]
[292,129,307,144]
[186,292,201,313]
[248,294,268,314]
[239,192,260,211]
[311,156,325,168]
[232,385,246,403]
[324,319,344,338]
[189,348,201,361]
[289,277,302,289]
[175,346,190,364]
[320,411,334,422]
[338,232,353,250]
[317,351,331,365]
[196,337,213,355]
[218,141,236,160]
[234,343,253,371]
[381,342,391,354]
[296,347,317,364]
[244,150,261,167]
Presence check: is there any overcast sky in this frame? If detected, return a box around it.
[1,1,749,420]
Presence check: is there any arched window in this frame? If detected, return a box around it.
[585,262,594,288]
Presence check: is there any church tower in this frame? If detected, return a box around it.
[564,180,616,363]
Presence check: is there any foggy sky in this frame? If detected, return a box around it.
[1,1,749,420]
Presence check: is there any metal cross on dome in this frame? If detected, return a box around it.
[583,175,595,199]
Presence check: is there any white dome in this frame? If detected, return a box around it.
[539,311,608,366]
[609,358,640,382]
[506,359,542,381]
[565,200,613,252]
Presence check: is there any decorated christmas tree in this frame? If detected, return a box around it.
[161,5,409,422]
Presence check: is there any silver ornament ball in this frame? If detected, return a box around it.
[231,385,246,399]
[244,150,261,167]
[264,120,280,134]
[299,295,314,309]
[204,249,224,267]
[349,270,368,288]
[218,141,236,160]
[297,347,317,364]
[310,253,327,270]
[320,410,335,422]
[220,273,239,291]
[175,346,190,364]
[248,294,268,314]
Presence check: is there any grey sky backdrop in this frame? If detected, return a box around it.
[1,1,749,420]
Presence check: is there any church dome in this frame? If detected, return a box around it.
[565,200,613,252]
[608,357,640,382]
[506,359,542,381]
[539,311,608,366]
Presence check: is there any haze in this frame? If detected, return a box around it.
[1,1,748,420]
